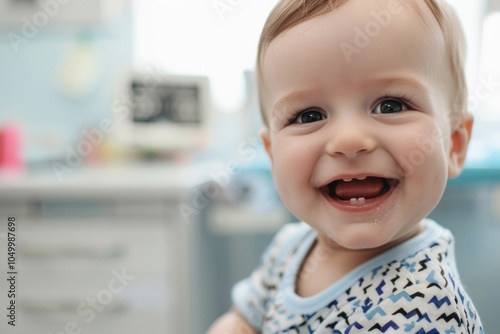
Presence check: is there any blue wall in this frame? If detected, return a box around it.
[0,10,133,162]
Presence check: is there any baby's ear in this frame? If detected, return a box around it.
[259,128,273,164]
[448,113,473,178]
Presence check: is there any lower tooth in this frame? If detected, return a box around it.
[350,197,366,205]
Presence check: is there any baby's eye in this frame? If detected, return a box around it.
[292,110,326,124]
[373,99,409,114]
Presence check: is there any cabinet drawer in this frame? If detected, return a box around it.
[13,219,180,272]
[2,272,184,333]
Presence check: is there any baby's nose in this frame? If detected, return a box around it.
[324,120,377,159]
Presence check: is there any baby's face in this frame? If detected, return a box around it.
[259,0,469,250]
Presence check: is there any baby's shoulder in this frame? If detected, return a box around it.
[372,234,457,296]
[351,243,481,331]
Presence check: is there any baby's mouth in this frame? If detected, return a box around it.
[325,177,399,204]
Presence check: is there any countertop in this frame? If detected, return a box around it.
[0,162,214,200]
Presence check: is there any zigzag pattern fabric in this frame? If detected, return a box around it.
[232,219,484,333]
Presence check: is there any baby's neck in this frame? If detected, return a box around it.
[295,224,423,297]
[295,241,374,297]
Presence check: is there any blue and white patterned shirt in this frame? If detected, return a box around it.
[232,219,483,333]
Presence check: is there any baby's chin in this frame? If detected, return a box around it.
[316,220,421,252]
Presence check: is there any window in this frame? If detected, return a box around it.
[476,12,500,119]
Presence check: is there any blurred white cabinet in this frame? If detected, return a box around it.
[0,164,206,334]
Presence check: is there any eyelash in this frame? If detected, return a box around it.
[288,108,324,124]
[287,94,416,124]
[374,94,416,111]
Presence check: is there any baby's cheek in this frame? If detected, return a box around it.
[401,135,449,199]
[395,127,445,174]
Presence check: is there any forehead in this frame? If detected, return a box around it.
[260,0,446,114]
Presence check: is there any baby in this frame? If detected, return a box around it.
[208,0,484,332]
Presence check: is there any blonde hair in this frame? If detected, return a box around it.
[256,0,467,127]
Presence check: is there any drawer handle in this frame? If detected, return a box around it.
[20,244,126,260]
[21,298,129,315]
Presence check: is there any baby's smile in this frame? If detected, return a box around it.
[321,176,399,208]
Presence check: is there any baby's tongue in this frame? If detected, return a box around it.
[334,177,385,200]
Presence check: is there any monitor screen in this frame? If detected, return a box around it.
[112,68,211,152]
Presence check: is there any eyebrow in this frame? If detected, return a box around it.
[372,76,431,95]
[272,88,322,113]
[272,76,429,112]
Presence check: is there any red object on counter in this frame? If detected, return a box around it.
[0,123,25,173]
